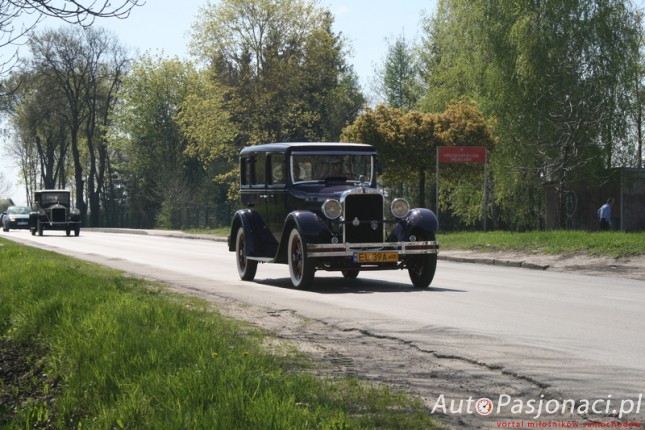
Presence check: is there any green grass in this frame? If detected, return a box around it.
[181,226,230,237]
[439,230,645,258]
[0,238,437,430]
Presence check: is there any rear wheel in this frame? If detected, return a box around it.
[407,232,437,288]
[235,227,257,281]
[288,228,315,289]
[74,226,80,237]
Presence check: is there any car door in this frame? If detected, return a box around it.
[265,152,288,242]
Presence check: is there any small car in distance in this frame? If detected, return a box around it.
[29,189,81,236]
[228,142,439,289]
[2,206,32,231]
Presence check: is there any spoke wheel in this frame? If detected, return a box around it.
[407,232,437,288]
[288,228,315,289]
[236,227,257,281]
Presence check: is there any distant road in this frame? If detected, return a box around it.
[4,229,644,424]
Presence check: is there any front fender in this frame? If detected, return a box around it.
[273,211,333,264]
[286,211,333,244]
[391,208,439,241]
[229,209,278,258]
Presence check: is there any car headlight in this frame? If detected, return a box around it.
[321,199,342,220]
[390,198,410,218]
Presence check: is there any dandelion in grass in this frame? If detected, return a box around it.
[211,352,218,358]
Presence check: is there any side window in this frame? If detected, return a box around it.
[253,153,266,187]
[241,156,251,187]
[269,154,285,186]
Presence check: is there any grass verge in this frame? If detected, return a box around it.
[0,238,437,430]
[181,227,230,237]
[439,230,645,258]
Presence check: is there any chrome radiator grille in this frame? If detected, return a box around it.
[344,193,384,243]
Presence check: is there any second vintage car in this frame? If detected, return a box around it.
[29,189,81,236]
[228,142,439,289]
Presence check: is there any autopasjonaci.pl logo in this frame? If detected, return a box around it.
[430,394,643,420]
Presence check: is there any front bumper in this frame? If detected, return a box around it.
[307,241,439,258]
[39,220,81,230]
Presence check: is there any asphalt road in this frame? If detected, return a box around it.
[3,229,644,424]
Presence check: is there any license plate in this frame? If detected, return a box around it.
[17,222,28,225]
[354,251,398,263]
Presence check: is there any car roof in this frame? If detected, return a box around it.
[240,142,376,155]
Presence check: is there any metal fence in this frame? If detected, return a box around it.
[97,203,235,230]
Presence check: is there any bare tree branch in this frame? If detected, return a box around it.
[0,0,143,77]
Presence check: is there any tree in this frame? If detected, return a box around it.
[3,70,70,192]
[190,0,364,149]
[0,0,141,76]
[342,99,494,216]
[3,27,129,224]
[111,55,212,228]
[419,0,641,229]
[373,34,421,111]
[24,27,129,225]
[178,70,239,199]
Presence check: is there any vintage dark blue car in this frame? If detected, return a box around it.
[228,142,439,289]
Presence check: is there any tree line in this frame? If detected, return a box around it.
[2,0,643,230]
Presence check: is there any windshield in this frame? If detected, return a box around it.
[291,153,373,184]
[8,206,30,215]
[40,193,70,205]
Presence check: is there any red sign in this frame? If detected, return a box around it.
[438,146,487,164]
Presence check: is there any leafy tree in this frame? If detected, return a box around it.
[111,55,213,228]
[419,0,641,229]
[178,70,239,200]
[373,34,421,111]
[190,0,364,151]
[342,99,494,218]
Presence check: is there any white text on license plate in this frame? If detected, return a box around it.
[354,252,398,263]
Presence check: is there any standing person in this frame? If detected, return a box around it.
[597,198,614,231]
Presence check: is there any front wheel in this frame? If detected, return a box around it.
[37,220,43,236]
[235,227,257,281]
[288,228,315,289]
[407,232,437,288]
[341,270,359,280]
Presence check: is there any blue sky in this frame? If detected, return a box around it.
[1,0,435,203]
